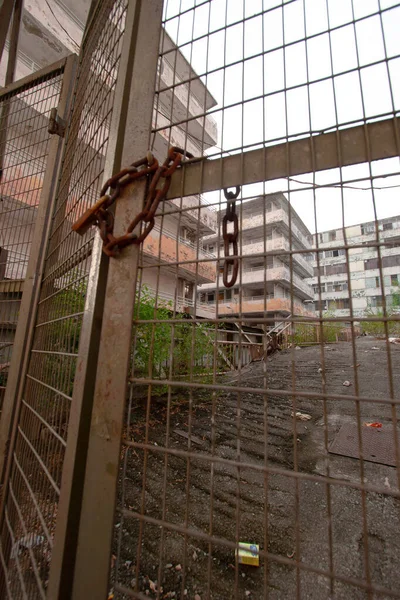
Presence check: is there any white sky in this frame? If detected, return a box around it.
[163,0,400,234]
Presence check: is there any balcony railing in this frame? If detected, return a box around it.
[143,286,215,314]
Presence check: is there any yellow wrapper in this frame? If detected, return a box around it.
[236,542,259,566]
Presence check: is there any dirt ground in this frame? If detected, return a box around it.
[111,338,400,600]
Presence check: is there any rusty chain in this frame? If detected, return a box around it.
[222,186,241,288]
[72,146,192,257]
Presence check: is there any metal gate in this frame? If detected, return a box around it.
[0,60,71,412]
[1,0,400,598]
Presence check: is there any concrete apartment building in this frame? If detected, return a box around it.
[0,1,218,372]
[198,193,314,325]
[309,216,400,317]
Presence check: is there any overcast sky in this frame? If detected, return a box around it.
[163,0,400,234]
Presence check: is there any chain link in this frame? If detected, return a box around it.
[222,186,241,288]
[72,147,192,257]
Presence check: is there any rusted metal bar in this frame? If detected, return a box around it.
[4,0,22,86]
[0,0,15,65]
[167,117,400,199]
[69,1,163,597]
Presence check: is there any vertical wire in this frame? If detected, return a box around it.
[261,1,270,596]
[376,0,400,491]
[281,2,301,596]
[302,1,334,594]
[206,1,229,596]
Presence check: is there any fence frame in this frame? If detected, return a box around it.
[0,55,77,482]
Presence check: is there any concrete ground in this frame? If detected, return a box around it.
[112,338,400,600]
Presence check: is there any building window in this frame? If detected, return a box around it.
[368,296,384,308]
[366,276,380,289]
[328,298,350,310]
[383,222,393,231]
[313,266,324,277]
[225,289,232,300]
[184,282,194,300]
[391,274,398,286]
[313,283,326,294]
[364,258,379,270]
[361,223,375,235]
[208,245,215,253]
[328,231,336,241]
[325,263,347,275]
[383,255,400,268]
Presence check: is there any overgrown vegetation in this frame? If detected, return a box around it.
[291,310,343,346]
[133,286,217,379]
[42,281,219,403]
[360,285,400,337]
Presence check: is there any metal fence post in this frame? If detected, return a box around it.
[0,54,77,482]
[47,1,162,597]
[68,0,163,597]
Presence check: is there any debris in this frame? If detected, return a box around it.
[183,590,188,596]
[287,551,295,559]
[364,422,382,428]
[194,595,201,600]
[318,368,323,373]
[193,550,198,561]
[175,564,182,571]
[342,381,351,387]
[245,592,251,598]
[108,592,114,600]
[295,346,301,350]
[131,578,136,588]
[389,338,400,344]
[371,347,379,350]
[173,429,204,446]
[124,560,132,569]
[384,477,391,489]
[236,543,259,566]
[11,534,44,559]
[149,579,157,593]
[165,563,173,569]
[110,554,116,569]
[291,411,312,421]
[350,364,360,368]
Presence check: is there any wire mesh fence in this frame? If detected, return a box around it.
[110,1,400,599]
[0,71,63,413]
[0,0,128,596]
[0,0,399,598]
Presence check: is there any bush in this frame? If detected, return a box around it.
[290,310,342,345]
[133,286,216,378]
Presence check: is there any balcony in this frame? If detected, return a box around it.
[241,237,313,277]
[143,227,216,284]
[241,209,312,250]
[141,286,215,318]
[200,266,313,300]
[204,296,310,316]
[164,195,217,236]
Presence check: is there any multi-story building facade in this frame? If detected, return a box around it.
[198,193,314,326]
[0,4,218,373]
[309,216,400,317]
